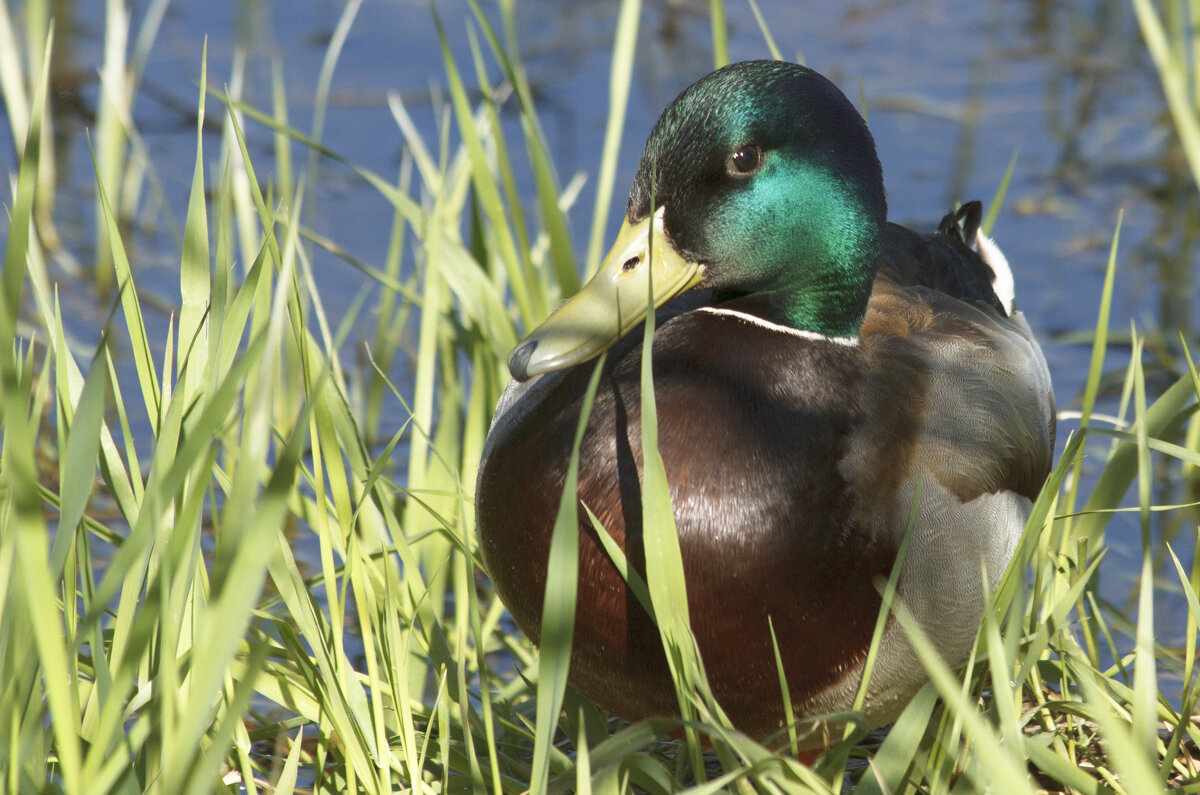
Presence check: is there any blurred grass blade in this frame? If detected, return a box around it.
[178,40,211,404]
[710,0,729,68]
[432,5,539,326]
[1132,0,1200,189]
[0,26,86,791]
[980,149,1017,236]
[747,0,783,62]
[0,24,51,355]
[89,138,162,429]
[467,0,579,299]
[1075,664,1162,793]
[1063,214,1120,530]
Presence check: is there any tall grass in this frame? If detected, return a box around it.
[0,0,1198,792]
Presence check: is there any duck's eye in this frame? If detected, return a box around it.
[727,144,762,175]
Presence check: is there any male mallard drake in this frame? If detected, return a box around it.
[476,60,1055,741]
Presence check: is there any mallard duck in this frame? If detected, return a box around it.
[476,60,1055,742]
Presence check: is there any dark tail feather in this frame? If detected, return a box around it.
[936,200,982,244]
[878,199,1007,316]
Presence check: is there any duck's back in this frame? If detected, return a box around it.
[865,202,1055,502]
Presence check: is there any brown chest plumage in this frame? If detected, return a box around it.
[477,311,903,737]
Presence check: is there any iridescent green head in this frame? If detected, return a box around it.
[509,60,887,381]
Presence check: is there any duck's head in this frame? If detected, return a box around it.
[509,60,887,381]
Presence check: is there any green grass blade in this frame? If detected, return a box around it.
[1129,332,1158,759]
[768,618,798,757]
[584,0,642,277]
[892,598,1036,795]
[531,357,607,795]
[1074,369,1196,544]
[637,206,712,778]
[50,338,108,575]
[855,684,938,795]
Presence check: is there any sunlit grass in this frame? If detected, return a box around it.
[1,0,1199,792]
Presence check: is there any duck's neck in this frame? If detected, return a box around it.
[704,154,885,339]
[713,209,882,339]
[713,274,873,339]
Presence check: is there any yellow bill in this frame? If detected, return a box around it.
[508,207,706,381]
